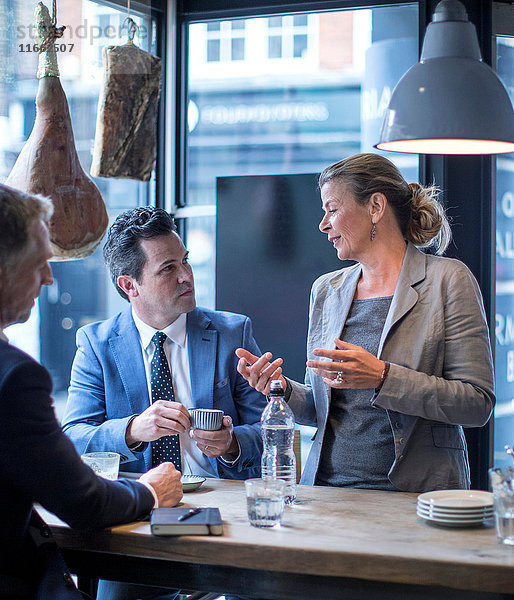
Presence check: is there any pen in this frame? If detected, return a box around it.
[178,508,202,522]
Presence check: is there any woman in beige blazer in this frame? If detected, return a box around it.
[236,153,495,492]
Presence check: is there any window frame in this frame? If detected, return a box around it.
[491,2,514,471]
[93,0,168,210]
[173,0,422,213]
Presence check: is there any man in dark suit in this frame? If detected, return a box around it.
[0,184,183,600]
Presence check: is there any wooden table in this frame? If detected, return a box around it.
[42,478,514,599]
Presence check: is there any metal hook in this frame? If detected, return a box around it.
[121,17,138,43]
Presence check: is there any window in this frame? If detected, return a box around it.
[207,39,220,62]
[266,15,310,59]
[189,14,317,80]
[203,20,246,63]
[268,16,283,58]
[2,0,159,410]
[183,5,419,309]
[94,11,122,65]
[494,34,514,469]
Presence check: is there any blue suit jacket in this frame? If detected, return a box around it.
[62,306,266,479]
[0,339,154,598]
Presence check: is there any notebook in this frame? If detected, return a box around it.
[150,507,223,536]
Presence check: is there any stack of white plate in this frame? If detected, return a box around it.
[417,490,494,527]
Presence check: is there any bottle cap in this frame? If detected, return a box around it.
[269,380,284,395]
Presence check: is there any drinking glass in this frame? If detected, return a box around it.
[245,478,285,528]
[81,452,120,481]
[489,467,514,545]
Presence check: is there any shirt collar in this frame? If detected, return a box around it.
[131,308,187,350]
[0,330,8,343]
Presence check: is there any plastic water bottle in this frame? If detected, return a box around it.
[261,380,296,504]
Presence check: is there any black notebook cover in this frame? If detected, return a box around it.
[150,507,223,536]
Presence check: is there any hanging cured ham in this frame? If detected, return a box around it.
[90,31,162,181]
[6,2,108,260]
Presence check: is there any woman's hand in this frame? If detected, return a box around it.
[306,338,385,389]
[235,348,286,395]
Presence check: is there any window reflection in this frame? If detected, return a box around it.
[1,0,156,397]
[186,5,419,308]
[494,36,514,469]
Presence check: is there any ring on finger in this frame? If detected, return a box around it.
[204,445,210,451]
[335,372,345,384]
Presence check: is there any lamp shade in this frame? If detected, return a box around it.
[375,0,514,154]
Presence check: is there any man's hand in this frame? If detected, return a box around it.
[126,401,191,446]
[190,415,239,459]
[138,462,183,507]
[235,348,286,395]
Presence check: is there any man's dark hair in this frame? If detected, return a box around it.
[103,207,177,301]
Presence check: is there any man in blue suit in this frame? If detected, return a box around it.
[63,206,267,483]
[0,186,182,600]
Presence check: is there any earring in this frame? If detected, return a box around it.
[370,223,376,241]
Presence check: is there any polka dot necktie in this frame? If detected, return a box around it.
[150,331,182,471]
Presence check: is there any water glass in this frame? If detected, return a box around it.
[489,467,514,545]
[81,451,120,481]
[245,478,285,528]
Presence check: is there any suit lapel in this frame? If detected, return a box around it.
[322,265,361,349]
[109,307,150,415]
[314,265,361,430]
[187,309,217,408]
[378,242,426,357]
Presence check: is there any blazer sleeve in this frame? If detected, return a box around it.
[62,328,139,464]
[373,262,495,426]
[0,359,153,530]
[287,375,317,427]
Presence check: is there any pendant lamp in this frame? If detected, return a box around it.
[375,0,514,155]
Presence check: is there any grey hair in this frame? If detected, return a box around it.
[319,153,451,255]
[0,184,53,272]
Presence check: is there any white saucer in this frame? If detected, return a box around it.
[181,475,206,492]
[416,509,490,527]
[417,501,494,516]
[417,506,494,519]
[417,505,493,520]
[417,489,493,510]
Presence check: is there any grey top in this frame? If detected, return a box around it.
[315,296,396,490]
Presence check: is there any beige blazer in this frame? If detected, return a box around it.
[288,242,495,492]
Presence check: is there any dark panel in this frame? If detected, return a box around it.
[216,173,344,382]
[442,156,494,491]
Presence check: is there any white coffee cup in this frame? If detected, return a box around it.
[189,408,224,431]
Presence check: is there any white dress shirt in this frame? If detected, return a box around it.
[131,309,218,478]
